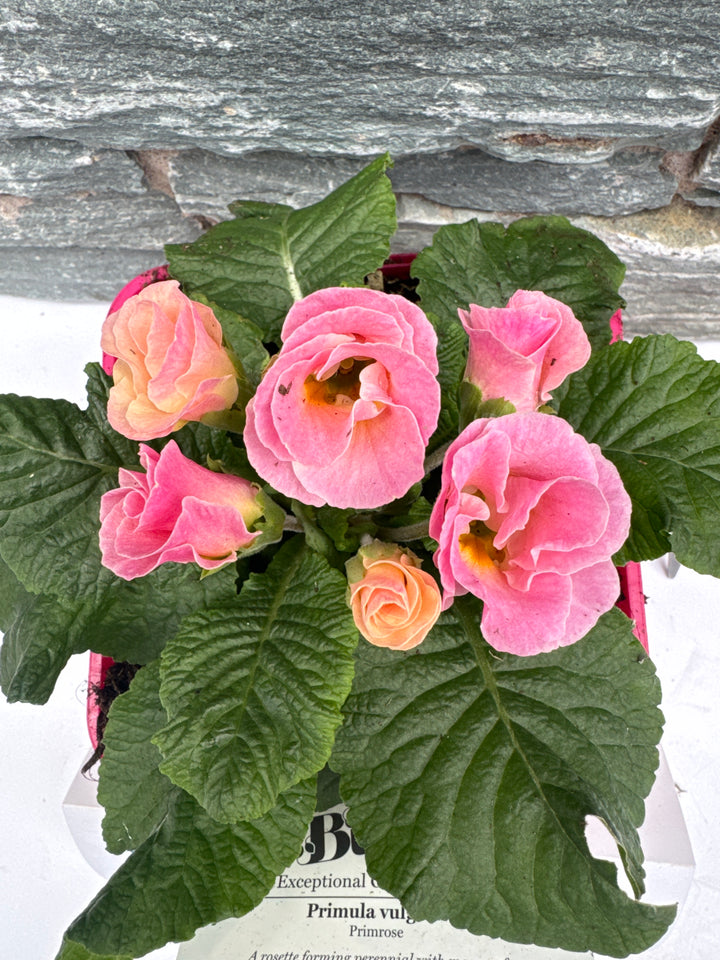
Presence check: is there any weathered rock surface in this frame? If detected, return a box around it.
[168,147,677,220]
[579,202,720,336]
[2,1,720,332]
[0,247,174,302]
[168,151,369,221]
[0,191,199,248]
[1,1,719,159]
[391,148,678,217]
[0,138,145,197]
[688,143,720,206]
[393,195,720,339]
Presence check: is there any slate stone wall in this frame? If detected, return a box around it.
[1,0,720,335]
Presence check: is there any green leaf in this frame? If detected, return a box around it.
[0,563,236,705]
[0,554,29,631]
[315,763,342,812]
[315,505,378,553]
[332,602,674,957]
[458,381,517,431]
[412,216,625,353]
[55,938,131,960]
[98,661,178,854]
[166,154,396,341]
[62,778,315,958]
[558,335,720,573]
[193,295,269,392]
[0,374,138,602]
[169,419,250,470]
[154,537,358,822]
[1,592,81,704]
[427,314,468,453]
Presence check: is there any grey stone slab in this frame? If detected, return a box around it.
[170,147,677,220]
[685,142,720,205]
[4,193,720,340]
[577,203,720,337]
[0,247,168,301]
[168,150,370,221]
[681,188,720,208]
[1,1,719,160]
[0,191,200,248]
[0,137,145,197]
[392,195,720,338]
[391,148,677,216]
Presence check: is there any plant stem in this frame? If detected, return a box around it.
[291,500,345,569]
[424,442,451,474]
[376,520,430,542]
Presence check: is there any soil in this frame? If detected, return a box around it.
[82,661,141,772]
[365,255,420,303]
[380,270,420,302]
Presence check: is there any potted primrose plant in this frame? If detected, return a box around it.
[0,154,717,959]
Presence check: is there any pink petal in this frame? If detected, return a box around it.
[282,306,409,354]
[560,561,622,648]
[282,287,438,375]
[159,496,259,568]
[479,570,573,655]
[462,328,543,413]
[244,398,325,506]
[294,404,427,509]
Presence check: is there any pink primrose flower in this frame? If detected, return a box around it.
[346,541,441,650]
[99,441,262,580]
[460,290,591,413]
[244,287,441,509]
[101,279,238,440]
[429,413,631,655]
[102,266,171,375]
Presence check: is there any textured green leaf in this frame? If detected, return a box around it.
[154,537,358,822]
[0,561,236,705]
[1,591,80,704]
[458,382,517,430]
[55,938,131,960]
[412,216,625,353]
[166,154,396,341]
[0,554,29,631]
[558,335,720,573]
[62,778,315,958]
[0,373,138,602]
[427,313,468,453]
[332,601,674,957]
[194,295,269,391]
[315,504,378,553]
[315,763,342,812]
[98,662,178,854]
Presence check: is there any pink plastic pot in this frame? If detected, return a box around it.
[86,655,116,750]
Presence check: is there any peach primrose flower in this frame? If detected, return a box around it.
[99,441,263,580]
[460,290,591,413]
[346,541,441,650]
[429,413,632,655]
[101,279,239,440]
[244,287,440,509]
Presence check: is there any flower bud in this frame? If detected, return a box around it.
[346,541,441,650]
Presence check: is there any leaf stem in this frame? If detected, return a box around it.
[375,520,430,542]
[279,226,304,302]
[291,500,345,570]
[424,441,451,474]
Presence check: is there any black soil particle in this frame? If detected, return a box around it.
[82,661,141,773]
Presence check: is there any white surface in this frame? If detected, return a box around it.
[0,296,719,959]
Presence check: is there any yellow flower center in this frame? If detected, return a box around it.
[305,357,372,408]
[458,520,506,573]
